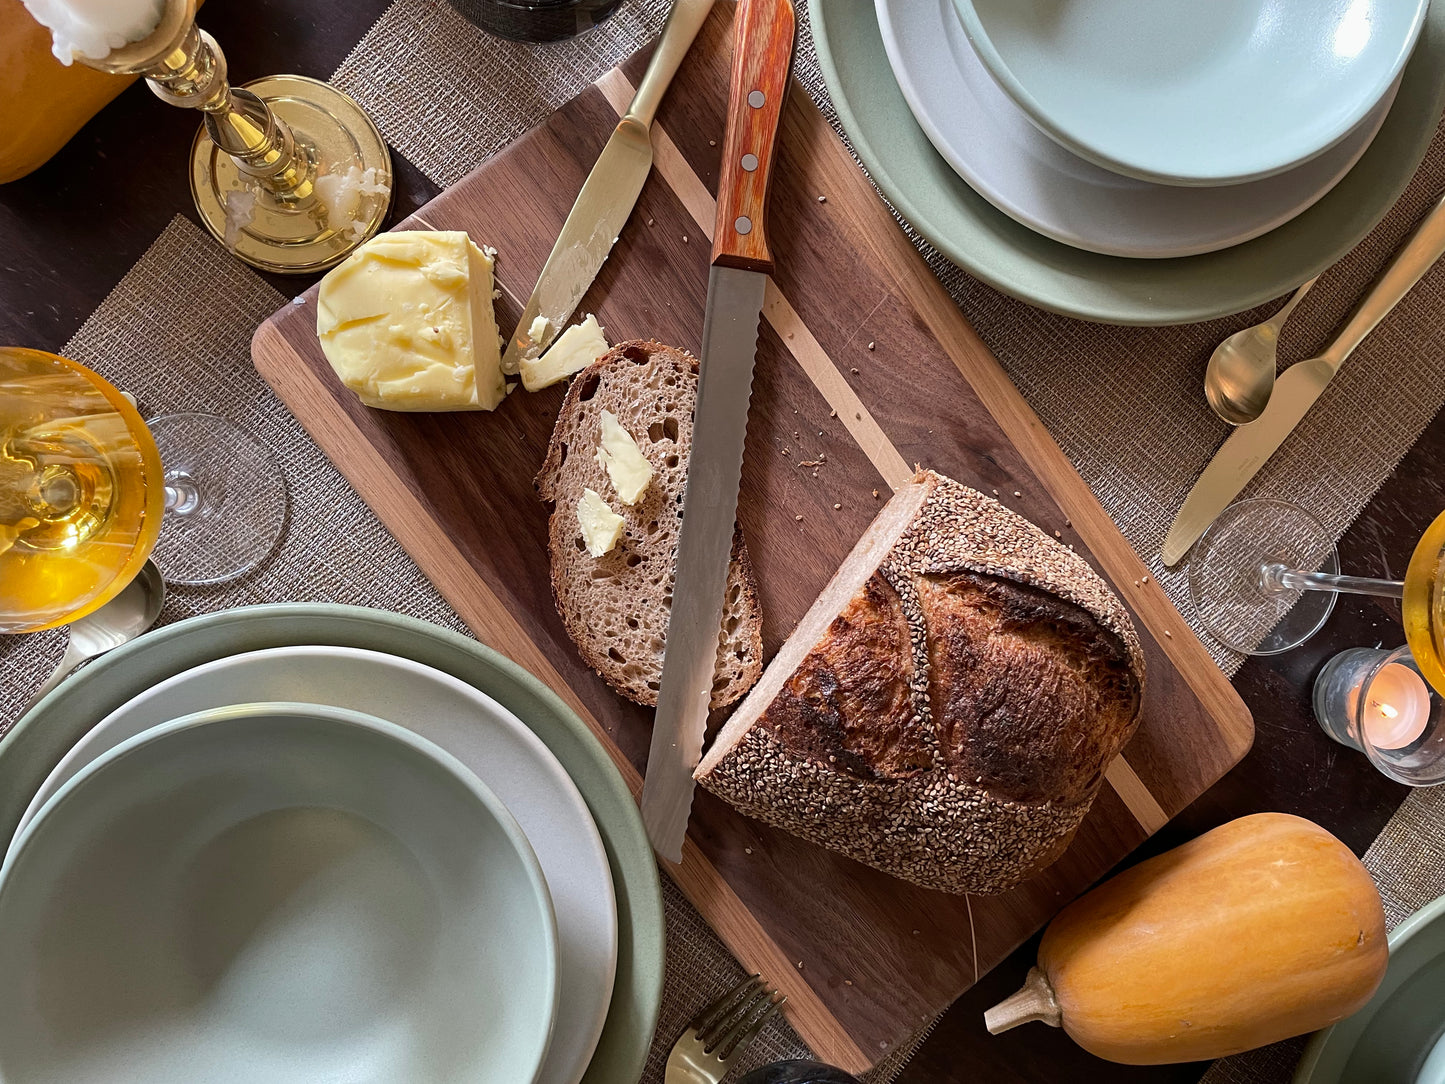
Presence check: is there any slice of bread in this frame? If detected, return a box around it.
[536,340,764,709]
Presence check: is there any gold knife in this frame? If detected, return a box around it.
[501,0,716,373]
[1162,190,1445,567]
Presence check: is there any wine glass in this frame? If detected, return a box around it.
[1188,497,1445,692]
[1,348,286,633]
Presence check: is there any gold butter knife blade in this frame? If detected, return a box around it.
[501,0,715,374]
[1161,357,1335,567]
[1163,189,1445,567]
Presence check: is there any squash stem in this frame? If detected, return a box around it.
[984,967,1062,1034]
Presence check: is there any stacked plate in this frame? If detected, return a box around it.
[813,0,1445,323]
[0,605,664,1084]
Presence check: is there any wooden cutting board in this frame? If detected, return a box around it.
[253,6,1252,1071]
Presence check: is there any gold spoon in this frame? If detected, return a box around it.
[1204,275,1319,426]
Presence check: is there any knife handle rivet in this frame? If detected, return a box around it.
[741,153,758,172]
[747,89,766,108]
[734,216,753,235]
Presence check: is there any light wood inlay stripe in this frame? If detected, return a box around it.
[251,322,871,1073]
[595,71,1167,833]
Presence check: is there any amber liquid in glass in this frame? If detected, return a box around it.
[1404,509,1445,696]
[0,349,164,633]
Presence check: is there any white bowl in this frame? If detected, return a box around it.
[0,701,558,1084]
[953,0,1429,186]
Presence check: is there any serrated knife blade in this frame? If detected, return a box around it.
[640,0,797,862]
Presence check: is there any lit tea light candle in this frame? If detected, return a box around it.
[21,0,164,64]
[1356,662,1431,750]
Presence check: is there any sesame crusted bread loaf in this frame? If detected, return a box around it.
[695,469,1145,895]
[536,340,764,709]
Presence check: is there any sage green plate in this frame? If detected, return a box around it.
[0,604,662,1084]
[1295,894,1445,1084]
[809,0,1445,324]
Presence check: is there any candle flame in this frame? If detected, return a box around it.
[1374,701,1399,719]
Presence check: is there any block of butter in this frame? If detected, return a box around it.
[577,488,624,557]
[594,410,652,505]
[520,314,608,393]
[316,231,506,411]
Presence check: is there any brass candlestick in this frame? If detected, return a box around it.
[80,0,392,273]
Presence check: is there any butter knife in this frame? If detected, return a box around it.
[1163,189,1445,567]
[640,0,796,863]
[500,0,715,373]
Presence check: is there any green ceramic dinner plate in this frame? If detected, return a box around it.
[0,604,663,1084]
[808,0,1445,325]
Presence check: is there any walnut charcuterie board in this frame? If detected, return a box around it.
[251,5,1252,1072]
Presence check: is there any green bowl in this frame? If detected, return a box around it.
[0,701,559,1084]
[1296,895,1445,1083]
[809,0,1445,323]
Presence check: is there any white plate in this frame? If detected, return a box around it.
[876,0,1399,258]
[14,646,616,1084]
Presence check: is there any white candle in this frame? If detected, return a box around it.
[1359,663,1432,750]
[22,0,165,65]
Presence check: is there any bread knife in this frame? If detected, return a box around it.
[640,0,796,863]
[1162,189,1445,567]
[500,0,715,374]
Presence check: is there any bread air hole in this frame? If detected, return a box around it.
[576,372,601,401]
[622,345,648,363]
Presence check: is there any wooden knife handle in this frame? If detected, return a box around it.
[711,0,796,274]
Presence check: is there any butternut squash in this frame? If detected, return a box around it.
[984,813,1387,1064]
[0,0,202,184]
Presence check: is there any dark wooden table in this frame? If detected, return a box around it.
[1,1,1440,1080]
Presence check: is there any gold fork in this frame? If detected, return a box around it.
[665,974,787,1084]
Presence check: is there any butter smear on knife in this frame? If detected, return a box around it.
[316,230,506,411]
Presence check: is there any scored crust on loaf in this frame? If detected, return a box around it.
[536,340,764,709]
[696,469,1145,896]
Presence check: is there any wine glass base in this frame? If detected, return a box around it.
[189,76,393,275]
[148,414,287,586]
[1188,498,1339,655]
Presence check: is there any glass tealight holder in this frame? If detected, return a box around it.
[1314,645,1445,786]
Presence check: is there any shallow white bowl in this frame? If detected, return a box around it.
[954,0,1429,186]
[0,702,558,1084]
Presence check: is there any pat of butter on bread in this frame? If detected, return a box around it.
[316,230,506,411]
[594,410,652,505]
[577,488,624,557]
[520,314,608,392]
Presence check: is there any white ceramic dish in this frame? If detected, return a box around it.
[878,0,1399,257]
[953,0,1429,186]
[0,702,558,1084]
[11,645,617,1084]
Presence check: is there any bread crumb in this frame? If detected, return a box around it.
[682,235,689,243]
[744,847,753,854]
[1164,630,1173,638]
[800,459,822,468]
[797,961,804,970]
[833,503,842,510]
[1054,530,1061,538]
[647,218,654,226]
[850,367,859,374]
[782,448,790,455]
[867,341,875,350]
[912,930,920,936]
[872,489,880,498]
[992,489,999,495]
[829,409,837,418]
[818,195,827,203]
[709,139,716,146]
[844,980,853,987]
[795,514,803,521]
[1141,574,1150,584]
[1013,490,1022,497]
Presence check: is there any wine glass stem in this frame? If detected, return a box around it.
[163,479,201,516]
[1262,563,1406,599]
